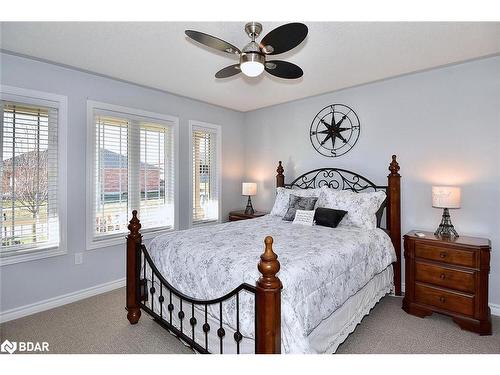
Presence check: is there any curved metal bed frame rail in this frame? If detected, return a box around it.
[139,243,256,354]
[140,244,256,304]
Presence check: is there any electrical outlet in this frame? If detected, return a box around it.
[74,252,83,265]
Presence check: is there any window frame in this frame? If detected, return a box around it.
[86,100,179,250]
[0,85,68,266]
[188,120,222,228]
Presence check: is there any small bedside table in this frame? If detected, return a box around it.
[402,230,492,335]
[228,210,267,222]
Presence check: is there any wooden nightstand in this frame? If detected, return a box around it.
[402,230,492,335]
[228,210,267,222]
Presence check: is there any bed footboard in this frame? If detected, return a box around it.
[125,210,282,354]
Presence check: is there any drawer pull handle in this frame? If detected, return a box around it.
[439,252,447,258]
[440,273,446,280]
[439,296,446,303]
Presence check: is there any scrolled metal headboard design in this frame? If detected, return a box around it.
[285,167,386,193]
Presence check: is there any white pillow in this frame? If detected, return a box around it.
[316,186,386,230]
[270,187,322,217]
[292,210,315,226]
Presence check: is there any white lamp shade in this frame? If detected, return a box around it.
[242,182,257,196]
[432,186,461,209]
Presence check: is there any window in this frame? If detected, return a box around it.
[0,86,67,265]
[189,121,221,225]
[87,101,177,249]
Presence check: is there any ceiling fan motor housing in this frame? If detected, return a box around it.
[241,40,265,62]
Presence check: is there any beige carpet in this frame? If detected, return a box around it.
[1,288,499,354]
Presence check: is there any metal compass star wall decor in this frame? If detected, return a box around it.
[309,104,360,157]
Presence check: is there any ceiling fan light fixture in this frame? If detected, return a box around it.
[185,22,308,80]
[240,52,265,77]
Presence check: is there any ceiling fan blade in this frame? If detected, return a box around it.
[185,30,241,55]
[215,64,241,78]
[260,23,308,55]
[265,60,303,79]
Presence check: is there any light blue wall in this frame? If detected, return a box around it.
[0,52,246,312]
[243,56,500,305]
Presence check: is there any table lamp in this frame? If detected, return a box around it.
[242,182,257,215]
[432,186,461,237]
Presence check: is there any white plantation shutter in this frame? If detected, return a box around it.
[93,115,129,239]
[1,102,59,254]
[89,105,176,246]
[192,125,219,224]
[138,123,175,230]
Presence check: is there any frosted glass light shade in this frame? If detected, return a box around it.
[240,52,265,77]
[432,186,461,209]
[240,61,264,77]
[242,182,257,196]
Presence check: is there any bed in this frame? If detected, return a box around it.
[125,155,402,354]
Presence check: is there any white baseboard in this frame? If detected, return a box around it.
[489,303,500,317]
[0,278,125,323]
[401,282,499,317]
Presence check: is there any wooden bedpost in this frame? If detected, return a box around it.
[126,210,142,324]
[255,236,282,354]
[387,155,402,296]
[276,161,285,188]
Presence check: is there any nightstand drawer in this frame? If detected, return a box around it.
[415,261,475,293]
[415,283,474,316]
[415,243,476,268]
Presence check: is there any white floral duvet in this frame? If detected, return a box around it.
[148,215,396,353]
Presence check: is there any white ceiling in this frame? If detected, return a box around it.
[1,22,499,112]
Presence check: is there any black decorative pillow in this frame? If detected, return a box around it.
[314,207,348,228]
[282,195,318,221]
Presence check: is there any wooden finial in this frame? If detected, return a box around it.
[276,161,285,188]
[127,210,142,242]
[255,236,282,353]
[389,155,400,177]
[277,161,284,176]
[257,236,281,289]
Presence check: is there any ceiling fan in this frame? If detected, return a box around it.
[185,22,308,79]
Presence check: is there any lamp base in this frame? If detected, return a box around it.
[244,196,255,215]
[434,208,459,238]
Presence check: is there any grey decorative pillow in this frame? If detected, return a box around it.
[282,195,318,221]
[270,187,321,217]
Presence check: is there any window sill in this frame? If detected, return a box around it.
[0,246,67,267]
[86,226,176,251]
